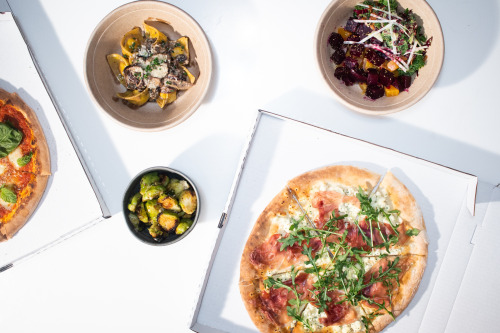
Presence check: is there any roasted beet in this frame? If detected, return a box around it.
[334,66,348,80]
[347,34,361,42]
[355,24,372,38]
[342,73,355,86]
[366,49,385,66]
[349,44,364,58]
[398,75,412,90]
[344,57,358,69]
[345,17,358,33]
[365,84,385,100]
[350,68,367,83]
[368,37,383,45]
[330,49,346,65]
[328,32,344,50]
[366,68,379,85]
[378,68,394,87]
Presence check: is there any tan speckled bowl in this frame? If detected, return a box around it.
[315,0,444,115]
[84,1,212,131]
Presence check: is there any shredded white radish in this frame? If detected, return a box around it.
[356,3,403,20]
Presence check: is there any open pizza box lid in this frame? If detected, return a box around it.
[0,12,108,271]
[190,110,498,332]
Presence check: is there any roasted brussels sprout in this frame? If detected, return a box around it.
[179,189,197,214]
[128,213,143,232]
[148,222,164,238]
[145,199,162,223]
[136,202,149,223]
[175,218,193,235]
[140,172,160,195]
[158,211,179,232]
[127,192,142,212]
[167,178,189,197]
[142,184,166,201]
[160,174,170,187]
[158,194,181,212]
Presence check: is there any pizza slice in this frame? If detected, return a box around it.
[358,254,427,333]
[288,167,427,257]
[0,89,51,241]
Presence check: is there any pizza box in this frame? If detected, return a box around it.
[190,110,498,332]
[0,12,108,271]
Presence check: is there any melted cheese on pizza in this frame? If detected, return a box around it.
[301,303,365,333]
[7,146,24,169]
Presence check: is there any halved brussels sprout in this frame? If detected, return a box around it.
[128,213,143,232]
[158,194,182,212]
[175,218,193,235]
[179,189,197,214]
[142,185,166,202]
[148,222,164,238]
[136,202,149,223]
[145,199,162,223]
[158,211,179,232]
[140,172,160,195]
[120,26,143,59]
[127,192,142,212]
[167,179,189,197]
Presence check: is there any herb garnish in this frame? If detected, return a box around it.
[0,122,23,158]
[17,151,33,167]
[264,186,417,331]
[0,185,17,204]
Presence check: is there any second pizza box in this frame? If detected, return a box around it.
[189,110,498,332]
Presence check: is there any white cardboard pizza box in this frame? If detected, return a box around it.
[0,12,108,270]
[189,110,496,332]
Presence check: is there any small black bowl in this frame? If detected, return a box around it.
[123,166,200,245]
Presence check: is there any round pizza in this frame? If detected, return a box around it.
[0,88,51,241]
[239,165,427,333]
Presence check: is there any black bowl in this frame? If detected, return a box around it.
[122,166,200,245]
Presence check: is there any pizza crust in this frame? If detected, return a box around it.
[240,188,297,282]
[380,172,427,256]
[287,165,381,198]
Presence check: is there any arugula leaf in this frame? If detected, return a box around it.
[0,186,17,204]
[0,122,23,158]
[17,151,33,167]
[406,228,420,236]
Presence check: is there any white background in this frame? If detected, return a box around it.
[0,0,499,332]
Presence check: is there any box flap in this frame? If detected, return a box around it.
[192,111,480,332]
[443,183,499,332]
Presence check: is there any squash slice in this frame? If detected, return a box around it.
[106,54,129,86]
[181,66,196,84]
[120,27,143,59]
[170,36,189,64]
[117,89,150,106]
[143,22,168,44]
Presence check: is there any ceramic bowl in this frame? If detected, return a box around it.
[84,1,212,130]
[123,166,200,245]
[315,0,444,115]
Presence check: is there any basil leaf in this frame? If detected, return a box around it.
[17,152,33,167]
[0,186,17,204]
[406,228,421,237]
[0,122,23,158]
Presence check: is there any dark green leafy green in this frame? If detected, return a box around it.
[17,152,33,167]
[0,122,23,158]
[0,186,17,204]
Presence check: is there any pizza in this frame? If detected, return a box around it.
[0,88,51,241]
[239,165,427,333]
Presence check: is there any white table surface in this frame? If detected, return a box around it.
[0,0,499,332]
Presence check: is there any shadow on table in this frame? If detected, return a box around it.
[10,1,129,215]
[426,0,499,88]
[263,88,500,202]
